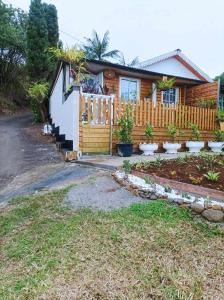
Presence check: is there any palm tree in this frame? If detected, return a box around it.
[118,52,139,67]
[83,30,120,61]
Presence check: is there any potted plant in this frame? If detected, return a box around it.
[186,123,204,153]
[116,105,134,157]
[139,124,158,155]
[163,124,182,154]
[216,110,224,131]
[208,130,224,153]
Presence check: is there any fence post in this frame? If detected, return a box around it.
[72,85,81,156]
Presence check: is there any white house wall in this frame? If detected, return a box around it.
[143,57,199,80]
[49,68,75,144]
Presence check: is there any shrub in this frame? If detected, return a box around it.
[216,110,224,122]
[213,130,224,142]
[144,123,154,142]
[189,123,200,141]
[122,160,132,174]
[198,98,216,108]
[115,105,134,143]
[204,171,220,182]
[27,82,49,123]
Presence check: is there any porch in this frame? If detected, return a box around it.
[79,93,217,155]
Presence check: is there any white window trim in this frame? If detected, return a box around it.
[161,87,179,105]
[119,76,141,101]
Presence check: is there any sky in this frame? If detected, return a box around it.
[7,0,224,77]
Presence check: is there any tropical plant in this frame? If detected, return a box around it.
[213,129,224,142]
[82,30,120,61]
[189,123,200,141]
[157,78,175,91]
[122,160,132,174]
[144,123,154,142]
[49,46,87,84]
[27,82,49,122]
[115,105,134,143]
[118,52,139,67]
[198,98,216,108]
[204,171,220,182]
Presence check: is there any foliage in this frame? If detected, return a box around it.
[189,174,203,184]
[122,160,132,174]
[189,123,200,141]
[204,171,220,182]
[167,124,182,142]
[27,0,49,80]
[118,52,139,67]
[157,78,175,91]
[214,72,224,84]
[216,109,224,122]
[82,30,120,61]
[116,105,134,143]
[27,82,49,122]
[198,98,216,108]
[49,46,87,84]
[0,0,28,104]
[213,129,224,142]
[144,123,154,142]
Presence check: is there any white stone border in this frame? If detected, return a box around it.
[114,171,224,222]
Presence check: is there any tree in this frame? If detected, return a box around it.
[0,0,28,104]
[27,0,49,80]
[82,30,120,61]
[214,72,224,84]
[43,3,59,48]
[118,52,139,67]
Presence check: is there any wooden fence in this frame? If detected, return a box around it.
[80,95,217,130]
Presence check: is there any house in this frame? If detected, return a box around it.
[49,49,219,157]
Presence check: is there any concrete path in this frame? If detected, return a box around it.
[0,112,61,190]
[78,152,194,169]
[0,164,100,205]
[65,174,143,211]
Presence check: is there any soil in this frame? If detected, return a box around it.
[132,155,224,192]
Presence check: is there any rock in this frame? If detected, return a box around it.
[211,204,222,211]
[191,202,205,213]
[202,209,224,222]
[172,198,184,205]
[204,202,213,210]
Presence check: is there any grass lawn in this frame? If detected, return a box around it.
[0,189,224,300]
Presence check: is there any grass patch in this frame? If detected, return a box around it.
[0,189,224,299]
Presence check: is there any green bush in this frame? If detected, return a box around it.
[115,105,134,143]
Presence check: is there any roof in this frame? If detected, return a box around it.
[138,49,213,83]
[86,59,207,84]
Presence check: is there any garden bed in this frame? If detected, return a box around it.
[132,153,224,192]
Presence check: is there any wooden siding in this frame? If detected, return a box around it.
[186,82,218,106]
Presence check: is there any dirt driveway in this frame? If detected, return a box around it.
[0,112,62,190]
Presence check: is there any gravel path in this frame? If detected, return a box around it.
[65,174,144,211]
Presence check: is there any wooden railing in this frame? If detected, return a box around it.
[80,95,217,130]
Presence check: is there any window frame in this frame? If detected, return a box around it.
[119,76,141,101]
[161,87,179,105]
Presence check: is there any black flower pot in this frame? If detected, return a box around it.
[117,143,133,157]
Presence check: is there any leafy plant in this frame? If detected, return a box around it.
[189,123,200,141]
[181,192,191,199]
[189,175,203,184]
[115,105,134,143]
[122,160,132,174]
[164,186,172,193]
[49,46,87,84]
[153,156,165,167]
[157,78,175,91]
[144,123,154,143]
[144,176,154,184]
[213,129,224,142]
[216,110,224,122]
[198,98,216,108]
[167,124,178,142]
[27,82,49,122]
[204,171,220,182]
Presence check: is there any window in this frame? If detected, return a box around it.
[62,64,70,94]
[120,77,140,101]
[161,88,179,105]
